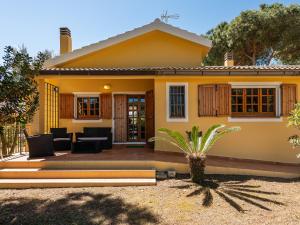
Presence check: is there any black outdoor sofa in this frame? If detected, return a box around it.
[50,128,73,151]
[73,127,112,153]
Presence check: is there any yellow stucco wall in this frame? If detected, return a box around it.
[58,31,209,68]
[154,76,300,164]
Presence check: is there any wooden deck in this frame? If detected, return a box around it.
[1,145,299,178]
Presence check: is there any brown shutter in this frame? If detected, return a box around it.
[216,84,231,116]
[198,84,216,116]
[281,84,297,116]
[101,93,112,119]
[59,94,74,119]
[114,95,127,142]
[146,90,155,142]
[198,84,231,117]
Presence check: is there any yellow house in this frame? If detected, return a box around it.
[35,18,300,166]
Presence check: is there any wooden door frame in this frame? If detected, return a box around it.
[127,94,146,142]
[112,92,146,144]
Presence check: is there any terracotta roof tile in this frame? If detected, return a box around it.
[42,65,300,72]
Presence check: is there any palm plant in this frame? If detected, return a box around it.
[149,125,241,184]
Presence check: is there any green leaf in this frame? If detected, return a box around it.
[157,128,192,153]
[201,124,224,152]
[205,126,241,153]
[148,136,190,154]
[190,126,200,152]
[149,125,240,157]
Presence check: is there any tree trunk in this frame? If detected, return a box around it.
[8,124,19,155]
[188,155,206,184]
[252,56,256,65]
[266,49,274,65]
[252,42,257,65]
[0,130,7,157]
[0,126,5,159]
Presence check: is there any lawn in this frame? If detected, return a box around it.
[0,175,299,225]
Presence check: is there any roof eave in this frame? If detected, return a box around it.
[39,67,300,76]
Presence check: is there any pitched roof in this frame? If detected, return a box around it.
[40,65,300,76]
[44,19,212,68]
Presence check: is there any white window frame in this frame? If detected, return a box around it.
[228,82,282,122]
[72,92,102,122]
[166,82,188,122]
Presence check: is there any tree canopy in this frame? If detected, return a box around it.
[204,3,300,66]
[0,46,50,156]
[287,103,300,158]
[0,46,50,126]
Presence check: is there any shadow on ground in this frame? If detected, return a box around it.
[171,174,289,213]
[0,192,159,225]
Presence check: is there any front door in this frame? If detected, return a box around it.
[127,95,146,142]
[114,95,127,143]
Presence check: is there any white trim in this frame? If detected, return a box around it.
[44,19,212,67]
[229,82,282,86]
[73,93,101,119]
[166,82,188,122]
[228,117,283,123]
[229,81,282,118]
[72,119,103,123]
[113,142,146,145]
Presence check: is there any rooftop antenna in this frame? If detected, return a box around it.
[160,10,179,23]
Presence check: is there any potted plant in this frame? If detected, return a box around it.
[149,125,240,184]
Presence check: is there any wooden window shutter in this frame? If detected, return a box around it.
[198,84,216,116]
[216,84,231,116]
[281,84,297,116]
[146,90,155,142]
[59,94,74,119]
[198,84,231,117]
[100,93,112,119]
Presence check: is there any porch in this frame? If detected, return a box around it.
[1,145,299,178]
[35,77,155,146]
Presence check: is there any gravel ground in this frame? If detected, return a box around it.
[0,175,299,225]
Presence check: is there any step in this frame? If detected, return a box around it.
[0,178,157,189]
[0,169,156,179]
[0,160,156,169]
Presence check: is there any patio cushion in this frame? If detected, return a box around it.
[83,127,111,137]
[50,128,68,138]
[53,138,71,141]
[78,137,108,141]
[76,127,112,150]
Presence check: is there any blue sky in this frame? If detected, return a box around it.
[0,0,299,58]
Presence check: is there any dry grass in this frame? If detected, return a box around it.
[0,175,299,225]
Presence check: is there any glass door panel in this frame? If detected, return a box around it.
[127,95,146,142]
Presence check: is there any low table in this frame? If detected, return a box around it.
[72,141,102,153]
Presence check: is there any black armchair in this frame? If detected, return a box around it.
[50,128,73,151]
[25,133,55,158]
